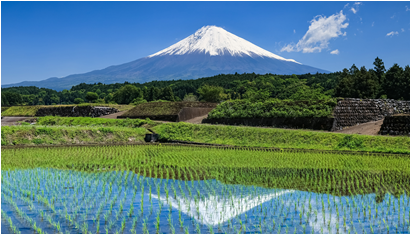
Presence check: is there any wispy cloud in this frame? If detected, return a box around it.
[386,31,399,37]
[350,8,357,14]
[372,22,374,27]
[391,14,396,19]
[281,10,349,53]
[293,29,296,33]
[330,49,340,55]
[406,5,409,11]
[350,2,361,14]
[344,3,349,8]
[401,28,405,32]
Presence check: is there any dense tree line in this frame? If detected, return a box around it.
[2,57,409,106]
[335,57,410,100]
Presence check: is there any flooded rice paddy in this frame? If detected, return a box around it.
[1,168,410,234]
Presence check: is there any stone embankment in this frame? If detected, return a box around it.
[379,115,410,136]
[331,98,410,131]
[35,106,118,117]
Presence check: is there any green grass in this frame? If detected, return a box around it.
[121,101,217,117]
[1,107,11,113]
[207,99,337,119]
[153,122,410,154]
[1,104,134,117]
[2,144,408,196]
[36,116,156,128]
[1,106,41,116]
[1,125,147,146]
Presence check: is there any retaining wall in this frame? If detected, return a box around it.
[202,117,335,130]
[117,115,178,122]
[331,98,410,131]
[178,107,215,122]
[35,106,118,117]
[379,115,410,136]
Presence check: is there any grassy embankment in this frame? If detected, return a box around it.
[207,99,337,119]
[153,122,410,154]
[1,104,134,117]
[2,116,409,154]
[2,144,409,196]
[36,116,156,127]
[1,116,154,146]
[1,125,147,146]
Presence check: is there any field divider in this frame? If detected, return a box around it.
[1,141,408,157]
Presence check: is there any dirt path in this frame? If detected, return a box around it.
[334,119,384,135]
[183,114,209,124]
[98,111,127,119]
[1,117,32,126]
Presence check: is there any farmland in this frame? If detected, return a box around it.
[1,144,410,234]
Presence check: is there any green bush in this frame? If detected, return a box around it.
[207,99,338,119]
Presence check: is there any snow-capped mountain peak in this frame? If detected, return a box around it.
[148,25,300,64]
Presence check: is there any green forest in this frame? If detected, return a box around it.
[2,57,409,106]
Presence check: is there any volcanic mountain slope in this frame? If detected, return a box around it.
[3,26,328,90]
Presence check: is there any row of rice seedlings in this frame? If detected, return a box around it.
[2,145,410,234]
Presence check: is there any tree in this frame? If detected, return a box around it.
[73,98,84,104]
[243,89,270,102]
[183,93,198,102]
[352,66,379,98]
[403,65,410,100]
[335,66,379,99]
[113,85,143,104]
[349,64,359,75]
[383,64,409,100]
[85,92,99,102]
[373,57,386,84]
[2,92,22,105]
[159,86,175,101]
[197,84,228,102]
[104,94,113,103]
[1,92,9,106]
[335,68,354,98]
[148,87,161,102]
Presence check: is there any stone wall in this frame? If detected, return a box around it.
[379,115,410,136]
[202,117,335,130]
[35,106,118,117]
[331,98,410,131]
[118,115,178,122]
[178,107,215,122]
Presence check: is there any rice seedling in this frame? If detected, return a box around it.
[1,144,409,234]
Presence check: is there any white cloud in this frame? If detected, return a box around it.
[342,32,347,36]
[281,10,349,53]
[293,29,296,33]
[401,28,405,32]
[350,7,357,14]
[350,2,361,14]
[330,49,340,55]
[344,3,349,8]
[406,5,409,11]
[386,31,399,36]
[372,22,374,27]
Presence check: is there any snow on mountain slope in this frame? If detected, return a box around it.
[148,26,301,64]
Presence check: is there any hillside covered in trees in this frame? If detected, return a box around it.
[2,57,409,106]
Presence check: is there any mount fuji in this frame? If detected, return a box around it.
[3,26,328,90]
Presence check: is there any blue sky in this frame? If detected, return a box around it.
[2,1,410,85]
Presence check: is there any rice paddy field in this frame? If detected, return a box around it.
[1,144,410,234]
